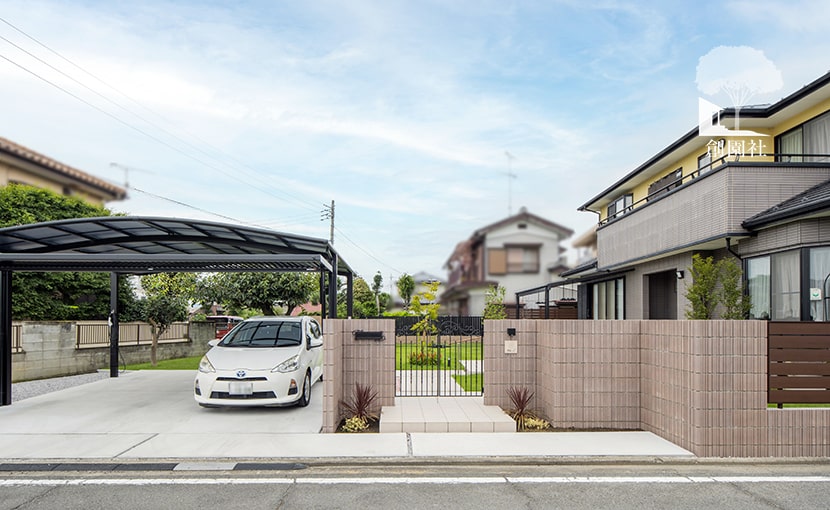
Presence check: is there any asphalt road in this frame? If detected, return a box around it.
[1,461,829,509]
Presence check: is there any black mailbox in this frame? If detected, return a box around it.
[353,330,385,341]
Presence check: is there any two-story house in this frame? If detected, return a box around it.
[571,71,830,321]
[442,207,573,316]
[0,137,126,205]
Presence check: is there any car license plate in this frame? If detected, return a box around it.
[228,381,253,395]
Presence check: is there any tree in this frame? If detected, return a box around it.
[483,285,507,319]
[410,281,440,341]
[372,272,384,315]
[140,273,196,366]
[718,257,752,320]
[336,277,376,318]
[196,272,317,316]
[685,254,720,319]
[684,254,751,320]
[396,273,415,310]
[0,184,141,320]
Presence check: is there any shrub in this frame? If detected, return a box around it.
[340,416,369,433]
[408,349,439,366]
[507,386,542,431]
[339,383,378,423]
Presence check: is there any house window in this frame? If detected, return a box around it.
[606,194,633,221]
[591,278,624,319]
[506,245,540,273]
[776,127,803,162]
[747,256,770,320]
[697,152,712,174]
[647,168,682,200]
[746,250,800,321]
[775,109,830,162]
[809,247,830,321]
[748,247,830,322]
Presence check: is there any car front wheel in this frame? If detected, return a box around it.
[297,371,311,407]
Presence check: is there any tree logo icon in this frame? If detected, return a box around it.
[696,46,783,138]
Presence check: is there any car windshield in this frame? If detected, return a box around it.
[219,321,303,347]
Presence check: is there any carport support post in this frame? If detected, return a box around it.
[346,272,353,318]
[319,270,327,319]
[0,270,11,406]
[328,253,338,318]
[109,272,119,378]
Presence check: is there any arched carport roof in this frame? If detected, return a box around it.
[0,216,354,274]
[0,216,356,406]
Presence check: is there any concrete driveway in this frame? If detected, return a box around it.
[0,370,323,459]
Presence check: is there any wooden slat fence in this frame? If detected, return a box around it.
[768,322,830,406]
[76,321,190,348]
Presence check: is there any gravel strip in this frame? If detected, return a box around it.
[11,371,111,402]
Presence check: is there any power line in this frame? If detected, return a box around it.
[0,16,321,212]
[128,186,247,225]
[334,226,403,276]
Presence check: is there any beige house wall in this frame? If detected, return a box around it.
[0,159,118,206]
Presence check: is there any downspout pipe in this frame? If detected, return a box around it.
[726,237,741,260]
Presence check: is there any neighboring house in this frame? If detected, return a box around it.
[442,206,573,316]
[0,137,126,205]
[569,70,830,321]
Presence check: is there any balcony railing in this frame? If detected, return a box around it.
[599,153,830,227]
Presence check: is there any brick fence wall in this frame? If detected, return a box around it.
[483,319,830,457]
[322,319,395,433]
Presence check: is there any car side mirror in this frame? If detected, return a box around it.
[309,337,323,349]
[208,339,220,347]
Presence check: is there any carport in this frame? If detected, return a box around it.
[0,216,355,406]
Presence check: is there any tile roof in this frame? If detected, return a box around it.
[0,137,126,200]
[743,178,830,229]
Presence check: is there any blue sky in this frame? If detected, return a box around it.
[2,0,830,285]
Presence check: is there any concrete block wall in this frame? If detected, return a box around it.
[12,321,215,382]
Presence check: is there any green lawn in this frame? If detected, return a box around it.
[452,373,483,392]
[125,356,201,371]
[395,340,482,370]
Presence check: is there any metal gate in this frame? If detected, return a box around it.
[394,316,483,396]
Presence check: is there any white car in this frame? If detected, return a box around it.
[194,316,324,408]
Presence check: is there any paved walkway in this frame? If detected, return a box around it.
[0,371,694,461]
[380,397,516,433]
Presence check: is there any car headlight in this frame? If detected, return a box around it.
[198,355,216,373]
[274,355,300,373]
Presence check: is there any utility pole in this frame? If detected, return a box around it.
[504,151,517,215]
[321,200,335,244]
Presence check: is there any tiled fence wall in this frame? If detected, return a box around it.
[322,319,395,433]
[483,319,830,457]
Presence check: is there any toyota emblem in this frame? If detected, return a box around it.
[236,370,247,379]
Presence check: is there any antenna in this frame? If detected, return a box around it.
[109,162,154,188]
[504,151,517,215]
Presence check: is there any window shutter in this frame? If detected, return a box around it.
[488,248,507,275]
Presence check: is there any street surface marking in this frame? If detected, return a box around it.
[2,476,830,486]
